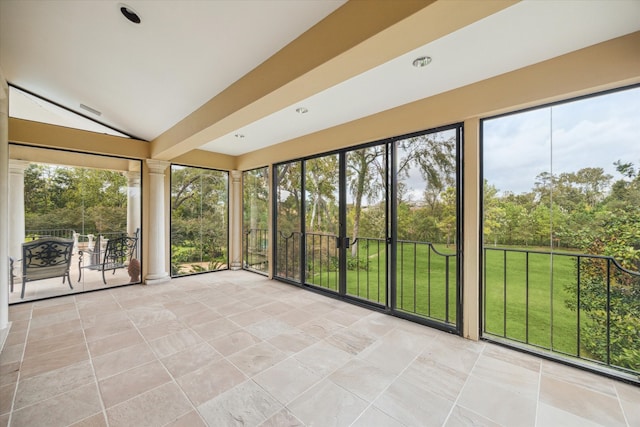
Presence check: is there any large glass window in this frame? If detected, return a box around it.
[482,85,640,376]
[243,167,269,274]
[9,145,142,303]
[171,165,228,276]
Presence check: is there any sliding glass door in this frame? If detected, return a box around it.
[273,124,462,332]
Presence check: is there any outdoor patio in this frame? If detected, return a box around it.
[1,270,638,427]
[8,250,136,304]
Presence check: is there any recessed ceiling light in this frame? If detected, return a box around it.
[234,133,245,139]
[412,56,432,68]
[295,107,309,114]
[120,4,141,24]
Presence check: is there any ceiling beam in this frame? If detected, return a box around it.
[150,0,517,161]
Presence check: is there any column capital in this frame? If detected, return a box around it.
[9,159,30,174]
[146,159,170,174]
[230,170,242,182]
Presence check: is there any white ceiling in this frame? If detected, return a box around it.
[1,0,639,156]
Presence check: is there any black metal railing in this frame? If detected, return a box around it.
[484,247,640,376]
[275,230,302,281]
[347,237,386,304]
[305,232,339,292]
[243,228,268,273]
[26,228,75,240]
[397,240,457,324]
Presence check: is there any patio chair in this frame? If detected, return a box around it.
[78,235,138,284]
[18,237,75,299]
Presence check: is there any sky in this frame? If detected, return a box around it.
[483,86,640,195]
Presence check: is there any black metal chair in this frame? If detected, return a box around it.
[78,235,138,284]
[18,237,74,299]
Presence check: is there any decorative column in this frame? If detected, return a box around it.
[229,170,242,270]
[145,159,170,285]
[463,118,480,341]
[8,160,29,260]
[125,161,141,237]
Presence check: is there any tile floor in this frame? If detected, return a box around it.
[1,270,638,427]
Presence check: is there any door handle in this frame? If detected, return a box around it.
[345,237,350,248]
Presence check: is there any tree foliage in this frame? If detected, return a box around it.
[24,164,127,234]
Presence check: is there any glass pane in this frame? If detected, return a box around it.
[243,167,269,274]
[305,154,340,291]
[346,146,387,304]
[396,129,458,324]
[275,162,302,282]
[171,165,228,276]
[9,145,142,303]
[483,86,640,375]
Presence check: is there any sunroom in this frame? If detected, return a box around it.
[1,1,639,426]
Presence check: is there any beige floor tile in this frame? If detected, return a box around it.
[444,405,502,427]
[0,383,16,416]
[68,412,108,427]
[92,342,156,380]
[31,302,77,318]
[83,317,135,342]
[470,353,539,399]
[536,401,603,427]
[5,271,637,427]
[227,341,287,377]
[176,358,247,405]
[267,330,317,355]
[23,329,86,360]
[209,330,262,356]
[191,317,241,341]
[137,319,187,341]
[106,382,192,427]
[294,340,352,377]
[99,360,172,408]
[373,377,454,427]
[351,406,406,427]
[288,379,368,427]
[10,383,102,427]
[5,329,28,347]
[541,359,617,396]
[259,408,305,427]
[329,358,397,402]
[0,362,20,387]
[28,318,82,341]
[298,317,344,339]
[228,308,273,327]
[197,380,282,427]
[277,308,316,327]
[161,342,221,378]
[19,342,89,379]
[457,376,537,427]
[400,354,467,401]
[325,328,376,355]
[14,360,94,410]
[148,329,203,358]
[419,337,481,375]
[86,328,144,358]
[126,304,178,328]
[254,357,322,405]
[539,375,627,427]
[164,410,207,427]
[178,307,222,328]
